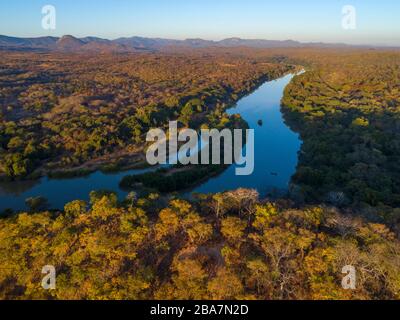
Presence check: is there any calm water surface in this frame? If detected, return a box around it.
[0,73,301,211]
[188,73,301,196]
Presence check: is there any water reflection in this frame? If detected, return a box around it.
[0,73,302,212]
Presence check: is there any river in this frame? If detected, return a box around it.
[0,73,302,212]
[188,72,301,196]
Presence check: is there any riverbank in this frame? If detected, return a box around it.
[0,65,297,184]
[0,71,302,212]
[119,71,304,197]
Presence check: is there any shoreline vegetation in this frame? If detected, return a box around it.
[6,73,290,184]
[120,69,304,195]
[47,69,289,182]
[1,47,400,300]
[119,102,252,194]
[280,50,400,216]
[120,164,228,193]
[47,155,151,179]
[2,48,400,221]
[0,48,296,182]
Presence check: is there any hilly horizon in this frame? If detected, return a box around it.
[0,34,382,52]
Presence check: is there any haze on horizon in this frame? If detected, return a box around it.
[0,0,399,46]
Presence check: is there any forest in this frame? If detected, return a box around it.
[1,47,400,300]
[281,49,400,214]
[0,49,293,180]
[1,190,399,300]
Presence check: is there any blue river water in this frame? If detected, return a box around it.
[188,73,301,196]
[0,73,301,212]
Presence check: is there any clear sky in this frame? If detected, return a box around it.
[0,0,399,45]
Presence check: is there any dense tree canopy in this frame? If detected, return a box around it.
[281,50,400,212]
[0,189,399,300]
[0,50,293,180]
[1,47,400,301]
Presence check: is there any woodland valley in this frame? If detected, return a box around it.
[1,42,400,300]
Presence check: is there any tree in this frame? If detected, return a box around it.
[210,193,228,219]
[156,258,208,300]
[4,153,32,178]
[182,213,213,245]
[126,191,138,208]
[155,208,180,240]
[179,103,194,126]
[225,189,259,220]
[207,269,243,300]
[221,217,246,244]
[89,190,117,206]
[64,200,87,217]
[352,117,369,127]
[246,259,270,296]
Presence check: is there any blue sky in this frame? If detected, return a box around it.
[0,0,399,45]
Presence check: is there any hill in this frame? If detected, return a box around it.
[0,34,357,52]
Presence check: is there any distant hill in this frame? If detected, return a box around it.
[217,37,303,48]
[0,34,374,52]
[0,35,58,48]
[56,35,85,51]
